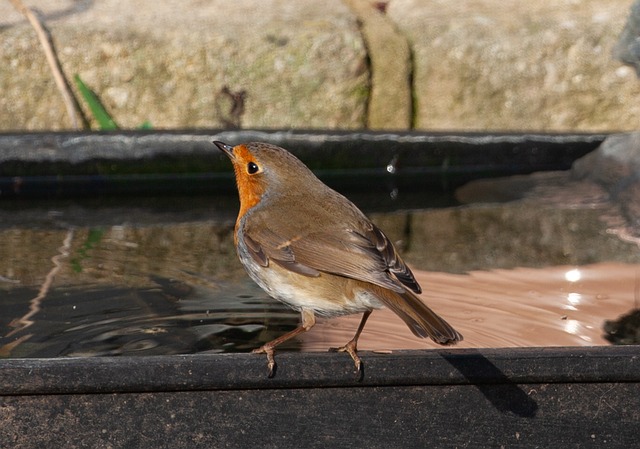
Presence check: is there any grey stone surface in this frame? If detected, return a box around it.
[388,0,640,131]
[573,132,640,183]
[0,0,368,130]
[1,0,640,131]
[615,0,640,75]
[572,132,640,230]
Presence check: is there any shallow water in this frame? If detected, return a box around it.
[309,263,639,352]
[1,173,639,357]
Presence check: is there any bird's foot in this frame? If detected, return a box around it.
[252,345,276,378]
[330,339,364,380]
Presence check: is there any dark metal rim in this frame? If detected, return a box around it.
[1,346,637,396]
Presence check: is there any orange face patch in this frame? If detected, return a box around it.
[231,145,266,220]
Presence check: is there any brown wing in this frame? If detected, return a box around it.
[243,219,421,294]
[243,232,322,277]
[364,224,422,293]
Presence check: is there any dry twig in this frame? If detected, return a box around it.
[8,0,85,129]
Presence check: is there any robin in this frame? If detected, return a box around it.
[215,141,462,377]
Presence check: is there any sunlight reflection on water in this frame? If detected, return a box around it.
[301,263,638,351]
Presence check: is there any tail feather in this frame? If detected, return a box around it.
[377,287,463,345]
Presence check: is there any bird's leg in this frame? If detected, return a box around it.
[253,309,316,378]
[330,310,372,376]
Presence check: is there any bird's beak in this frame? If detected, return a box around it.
[213,141,235,160]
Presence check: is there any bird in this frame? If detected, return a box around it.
[214,140,462,378]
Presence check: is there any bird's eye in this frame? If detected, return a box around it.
[247,161,260,174]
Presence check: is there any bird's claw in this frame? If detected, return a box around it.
[252,345,277,378]
[330,340,364,380]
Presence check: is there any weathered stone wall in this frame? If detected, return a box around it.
[390,0,640,131]
[1,0,639,132]
[0,0,368,130]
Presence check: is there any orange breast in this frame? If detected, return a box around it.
[231,145,266,225]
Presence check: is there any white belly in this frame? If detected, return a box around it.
[238,244,384,317]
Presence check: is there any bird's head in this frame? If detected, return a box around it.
[214,141,317,216]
